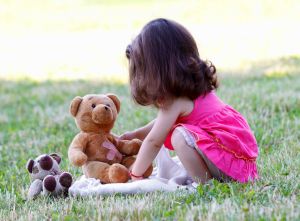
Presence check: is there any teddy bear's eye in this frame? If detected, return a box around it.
[106,104,110,107]
[91,104,96,108]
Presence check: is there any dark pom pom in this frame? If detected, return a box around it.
[39,155,53,170]
[43,175,56,192]
[59,172,73,188]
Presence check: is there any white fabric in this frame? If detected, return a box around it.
[69,148,197,196]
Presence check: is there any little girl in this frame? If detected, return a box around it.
[122,18,258,183]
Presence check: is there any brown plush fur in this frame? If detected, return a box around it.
[68,94,153,183]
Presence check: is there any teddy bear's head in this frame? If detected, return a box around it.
[26,153,61,180]
[69,94,120,133]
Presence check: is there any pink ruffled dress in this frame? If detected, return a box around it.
[164,91,259,183]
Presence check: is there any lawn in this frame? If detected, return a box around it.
[0,63,299,220]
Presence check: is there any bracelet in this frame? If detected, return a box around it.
[129,170,143,179]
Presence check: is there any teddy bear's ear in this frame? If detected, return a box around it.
[70,96,83,117]
[107,94,120,113]
[50,153,61,164]
[26,159,34,173]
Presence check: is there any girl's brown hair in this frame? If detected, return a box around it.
[126,18,218,107]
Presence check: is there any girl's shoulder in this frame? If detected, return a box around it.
[175,91,226,122]
[163,92,224,121]
[171,97,194,118]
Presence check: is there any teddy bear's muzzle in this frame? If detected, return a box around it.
[92,105,114,124]
[39,155,53,170]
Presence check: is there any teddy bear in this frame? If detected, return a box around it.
[68,93,153,183]
[26,153,73,199]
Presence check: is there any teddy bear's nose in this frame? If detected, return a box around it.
[39,155,53,170]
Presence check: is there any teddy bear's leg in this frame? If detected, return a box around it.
[83,161,129,183]
[83,161,110,183]
[121,156,153,178]
[28,179,43,200]
[59,172,73,189]
[143,164,154,178]
[117,139,142,155]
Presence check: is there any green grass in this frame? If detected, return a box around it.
[0,68,299,220]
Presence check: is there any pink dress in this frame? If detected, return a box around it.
[164,91,259,183]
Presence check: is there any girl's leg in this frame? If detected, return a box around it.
[171,129,212,183]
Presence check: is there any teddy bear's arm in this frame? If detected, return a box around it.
[28,179,43,199]
[112,137,142,156]
[68,133,89,167]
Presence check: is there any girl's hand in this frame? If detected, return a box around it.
[118,119,156,141]
[119,131,138,140]
[129,170,144,181]
[131,176,144,181]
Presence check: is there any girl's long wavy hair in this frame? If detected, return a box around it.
[126,18,218,108]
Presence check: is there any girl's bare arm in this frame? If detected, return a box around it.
[130,100,184,179]
[134,119,156,140]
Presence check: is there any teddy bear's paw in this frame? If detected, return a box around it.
[128,140,142,155]
[43,175,57,192]
[132,139,143,146]
[143,165,154,178]
[109,164,130,183]
[72,153,88,166]
[59,172,73,188]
